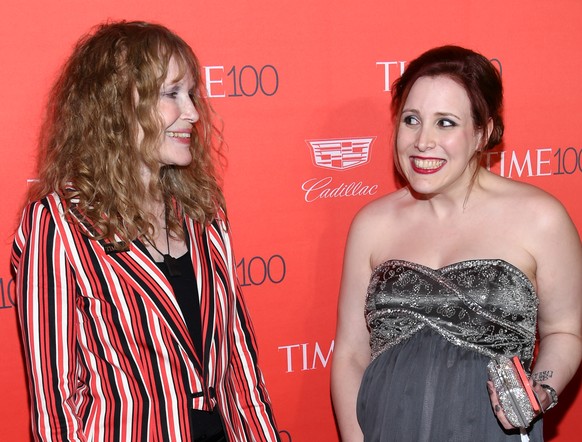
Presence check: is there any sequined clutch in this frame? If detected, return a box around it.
[487,355,541,428]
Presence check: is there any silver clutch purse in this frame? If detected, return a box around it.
[487,355,541,428]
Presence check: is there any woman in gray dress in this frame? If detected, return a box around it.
[331,46,582,441]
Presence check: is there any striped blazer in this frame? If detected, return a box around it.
[11,193,280,442]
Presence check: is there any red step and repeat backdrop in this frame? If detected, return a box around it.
[1,0,581,440]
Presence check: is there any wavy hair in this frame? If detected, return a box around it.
[390,45,504,181]
[30,21,225,245]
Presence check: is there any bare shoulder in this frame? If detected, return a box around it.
[483,173,572,230]
[343,189,410,265]
[349,189,410,236]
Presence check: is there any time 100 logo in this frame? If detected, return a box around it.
[0,277,15,310]
[203,65,279,98]
[236,255,286,287]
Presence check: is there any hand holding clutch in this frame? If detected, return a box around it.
[487,355,542,428]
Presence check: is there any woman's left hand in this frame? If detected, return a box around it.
[486,378,548,430]
[487,380,515,430]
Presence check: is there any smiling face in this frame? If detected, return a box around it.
[396,75,484,197]
[154,56,199,168]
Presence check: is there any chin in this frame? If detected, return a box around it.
[175,159,193,167]
[170,152,193,165]
[407,179,442,196]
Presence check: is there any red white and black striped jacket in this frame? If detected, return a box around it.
[11,193,280,441]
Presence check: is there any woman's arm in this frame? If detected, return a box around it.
[531,196,582,405]
[331,211,374,442]
[228,281,281,441]
[12,200,84,441]
[490,194,582,429]
[218,218,280,441]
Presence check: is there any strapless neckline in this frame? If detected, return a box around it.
[372,258,536,295]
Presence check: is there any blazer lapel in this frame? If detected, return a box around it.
[66,204,203,372]
[185,218,218,372]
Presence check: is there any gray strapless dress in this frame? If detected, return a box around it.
[357,259,543,441]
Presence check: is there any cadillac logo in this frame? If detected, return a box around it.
[306,137,375,171]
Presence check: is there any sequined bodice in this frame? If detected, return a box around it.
[366,259,538,369]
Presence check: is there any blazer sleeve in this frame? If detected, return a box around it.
[12,200,86,442]
[230,280,281,441]
[222,224,280,441]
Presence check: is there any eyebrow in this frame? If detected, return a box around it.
[161,84,180,93]
[402,108,462,120]
[165,78,184,87]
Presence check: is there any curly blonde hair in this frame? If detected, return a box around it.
[30,21,225,245]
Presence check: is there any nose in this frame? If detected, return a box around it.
[415,125,436,152]
[181,99,200,124]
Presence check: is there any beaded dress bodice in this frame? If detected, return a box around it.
[365,259,538,369]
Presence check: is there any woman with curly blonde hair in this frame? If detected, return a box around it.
[12,21,279,442]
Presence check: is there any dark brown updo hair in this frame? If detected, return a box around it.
[391,45,504,166]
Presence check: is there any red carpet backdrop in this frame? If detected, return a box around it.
[1,0,581,440]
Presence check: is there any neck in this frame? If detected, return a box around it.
[410,168,484,218]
